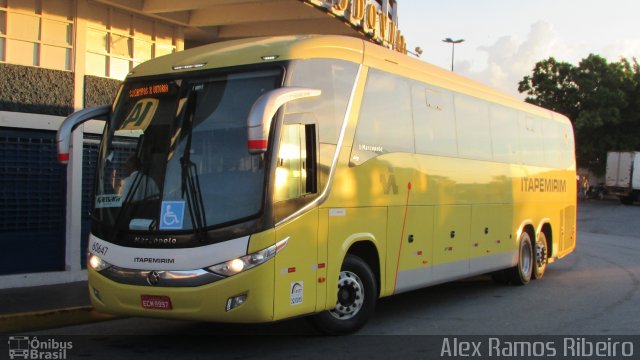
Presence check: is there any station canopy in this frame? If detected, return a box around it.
[93,0,403,51]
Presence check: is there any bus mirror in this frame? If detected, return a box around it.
[57,105,111,164]
[247,87,321,154]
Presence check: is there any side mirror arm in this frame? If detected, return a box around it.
[57,105,111,163]
[247,87,321,154]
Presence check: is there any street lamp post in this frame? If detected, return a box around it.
[442,38,464,71]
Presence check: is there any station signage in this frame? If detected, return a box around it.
[302,0,407,54]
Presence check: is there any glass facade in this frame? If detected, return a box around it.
[85,2,179,79]
[1,0,73,70]
[0,0,184,276]
[0,0,181,78]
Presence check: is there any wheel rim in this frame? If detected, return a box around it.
[520,238,532,276]
[329,270,364,320]
[535,238,547,270]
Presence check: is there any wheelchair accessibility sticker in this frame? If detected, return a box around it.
[159,201,185,230]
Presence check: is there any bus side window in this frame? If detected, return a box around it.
[412,85,457,157]
[490,104,521,164]
[543,120,573,169]
[274,123,317,203]
[519,114,545,167]
[351,69,414,165]
[285,59,359,192]
[455,93,492,160]
[560,123,575,168]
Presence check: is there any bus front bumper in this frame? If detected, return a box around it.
[87,262,275,323]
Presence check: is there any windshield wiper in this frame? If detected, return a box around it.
[180,90,208,241]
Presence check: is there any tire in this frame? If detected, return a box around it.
[533,232,548,280]
[507,231,533,285]
[310,254,378,335]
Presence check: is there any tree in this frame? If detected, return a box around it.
[518,57,580,121]
[519,55,640,175]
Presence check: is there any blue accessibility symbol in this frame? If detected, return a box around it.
[159,201,185,230]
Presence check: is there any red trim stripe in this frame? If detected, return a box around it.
[393,182,412,294]
[247,140,268,150]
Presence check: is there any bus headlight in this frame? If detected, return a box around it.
[88,254,112,271]
[208,237,288,277]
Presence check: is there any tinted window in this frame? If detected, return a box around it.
[412,85,458,156]
[285,59,359,192]
[519,114,546,166]
[455,94,492,160]
[490,105,520,163]
[543,119,574,169]
[352,69,414,165]
[285,59,359,145]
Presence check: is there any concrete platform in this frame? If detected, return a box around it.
[0,281,119,334]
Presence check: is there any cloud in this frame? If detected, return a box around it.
[457,21,571,98]
[456,20,640,99]
[602,39,640,62]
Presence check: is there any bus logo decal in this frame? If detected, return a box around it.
[380,173,399,195]
[159,201,185,230]
[147,271,161,286]
[329,208,347,217]
[121,98,159,131]
[290,281,304,305]
[359,143,384,153]
[521,177,567,193]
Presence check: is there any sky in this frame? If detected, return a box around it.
[398,0,640,98]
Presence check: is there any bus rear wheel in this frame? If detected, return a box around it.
[310,254,377,335]
[533,232,548,279]
[507,231,533,285]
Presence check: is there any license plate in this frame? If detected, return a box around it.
[141,295,172,310]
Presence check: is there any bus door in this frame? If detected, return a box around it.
[272,123,319,320]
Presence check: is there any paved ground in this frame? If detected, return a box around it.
[0,281,88,316]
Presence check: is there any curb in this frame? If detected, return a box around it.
[0,307,122,334]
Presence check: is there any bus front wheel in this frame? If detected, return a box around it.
[507,231,533,285]
[310,254,377,335]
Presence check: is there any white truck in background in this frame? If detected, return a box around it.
[605,151,640,205]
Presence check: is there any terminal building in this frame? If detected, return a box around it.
[0,0,400,288]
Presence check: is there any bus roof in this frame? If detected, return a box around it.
[128,35,365,78]
[128,34,569,124]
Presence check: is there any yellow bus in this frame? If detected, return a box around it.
[57,35,577,334]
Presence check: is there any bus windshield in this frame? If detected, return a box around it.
[93,69,283,235]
